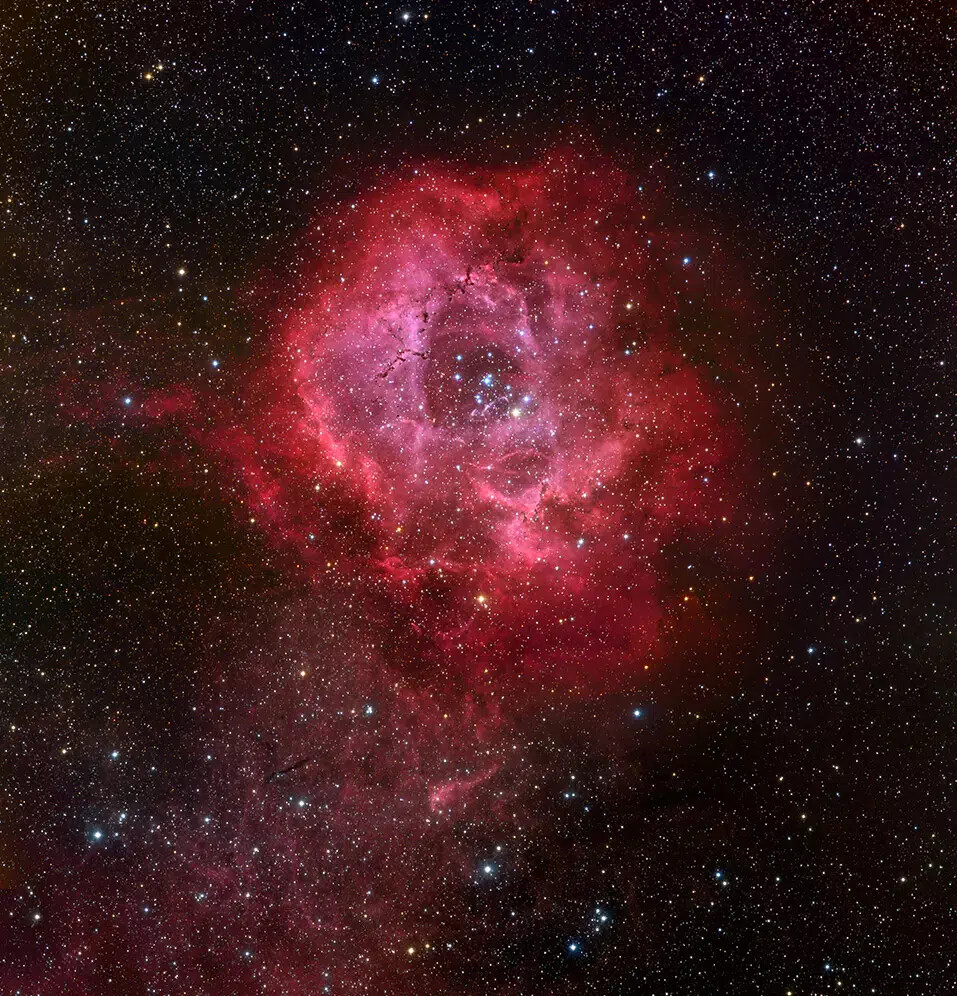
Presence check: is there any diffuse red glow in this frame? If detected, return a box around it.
[214,149,760,688]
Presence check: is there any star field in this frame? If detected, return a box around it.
[0,2,954,994]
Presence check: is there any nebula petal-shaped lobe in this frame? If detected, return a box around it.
[234,150,758,687]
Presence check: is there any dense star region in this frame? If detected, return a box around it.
[1,2,953,995]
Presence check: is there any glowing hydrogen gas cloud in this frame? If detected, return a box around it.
[215,148,766,689]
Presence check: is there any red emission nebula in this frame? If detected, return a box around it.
[211,148,768,692]
[5,148,781,996]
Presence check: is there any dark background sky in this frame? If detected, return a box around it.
[0,2,953,993]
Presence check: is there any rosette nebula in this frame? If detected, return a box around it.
[225,151,763,690]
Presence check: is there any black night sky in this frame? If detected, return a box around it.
[1,3,953,994]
